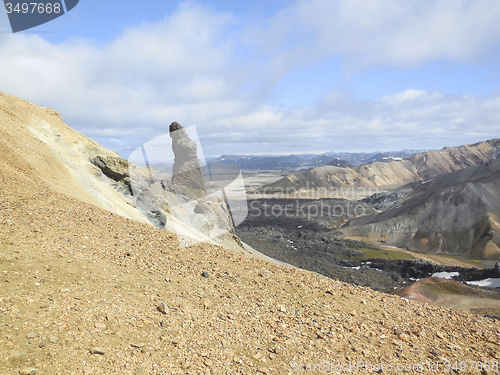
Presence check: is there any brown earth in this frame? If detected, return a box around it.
[1,92,500,374]
[392,277,500,317]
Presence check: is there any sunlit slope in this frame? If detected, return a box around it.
[0,90,148,223]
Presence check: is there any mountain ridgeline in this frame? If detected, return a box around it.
[212,149,424,171]
[260,139,500,191]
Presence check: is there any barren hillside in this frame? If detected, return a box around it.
[342,159,500,259]
[1,92,500,374]
[261,138,500,192]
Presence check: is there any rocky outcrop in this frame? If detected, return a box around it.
[91,155,132,194]
[169,121,206,199]
[91,155,129,181]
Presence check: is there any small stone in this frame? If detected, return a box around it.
[49,336,59,343]
[83,367,93,374]
[90,347,105,355]
[157,301,168,315]
[204,359,213,366]
[257,367,269,374]
[202,271,210,278]
[160,320,165,328]
[253,352,263,359]
[26,332,37,339]
[94,322,107,330]
[19,368,37,375]
[10,350,22,358]
[136,363,149,375]
[38,340,46,348]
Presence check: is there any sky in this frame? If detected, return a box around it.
[1,0,500,158]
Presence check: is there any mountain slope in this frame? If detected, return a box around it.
[1,94,499,374]
[341,159,500,258]
[0,91,249,255]
[0,91,147,224]
[261,139,500,192]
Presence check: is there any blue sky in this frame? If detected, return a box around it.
[1,0,500,158]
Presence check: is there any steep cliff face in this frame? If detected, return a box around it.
[341,159,500,259]
[261,139,500,192]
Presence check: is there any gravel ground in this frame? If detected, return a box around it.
[1,153,500,374]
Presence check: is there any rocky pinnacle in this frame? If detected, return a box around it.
[169,121,206,199]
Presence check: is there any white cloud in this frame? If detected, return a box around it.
[252,0,500,73]
[0,0,499,158]
[0,5,11,36]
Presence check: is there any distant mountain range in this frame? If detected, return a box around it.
[212,150,425,170]
[260,139,500,191]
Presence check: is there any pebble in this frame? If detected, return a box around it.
[9,350,22,358]
[202,271,210,278]
[94,322,107,330]
[19,368,37,375]
[135,363,149,375]
[90,347,105,355]
[49,336,59,343]
[38,340,46,348]
[157,301,168,314]
[253,352,263,359]
[26,332,37,339]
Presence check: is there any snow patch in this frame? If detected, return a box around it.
[432,272,459,279]
[466,278,500,288]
